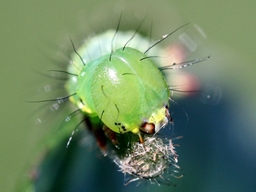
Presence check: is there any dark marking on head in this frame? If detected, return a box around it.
[121,125,126,131]
[79,98,84,105]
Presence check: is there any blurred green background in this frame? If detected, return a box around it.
[1,0,256,191]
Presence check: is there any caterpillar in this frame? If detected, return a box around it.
[65,25,208,147]
[24,18,209,190]
[66,30,171,144]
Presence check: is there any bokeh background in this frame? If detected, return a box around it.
[1,0,256,191]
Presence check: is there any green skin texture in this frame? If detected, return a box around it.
[66,31,170,134]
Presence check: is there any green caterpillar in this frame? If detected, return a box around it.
[66,30,173,144]
[65,25,208,147]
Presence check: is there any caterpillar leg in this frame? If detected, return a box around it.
[84,116,120,155]
[138,132,144,144]
[102,125,118,146]
[84,116,108,156]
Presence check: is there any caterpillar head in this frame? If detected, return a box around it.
[77,47,170,137]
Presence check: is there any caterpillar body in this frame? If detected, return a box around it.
[66,30,172,144]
